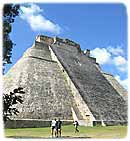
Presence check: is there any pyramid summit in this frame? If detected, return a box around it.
[4,35,127,128]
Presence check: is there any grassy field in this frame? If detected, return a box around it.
[5,125,127,139]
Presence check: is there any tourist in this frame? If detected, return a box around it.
[73,120,79,133]
[51,119,57,137]
[55,118,62,137]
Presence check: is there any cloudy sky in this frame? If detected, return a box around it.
[6,3,128,89]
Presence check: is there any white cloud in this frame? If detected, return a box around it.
[21,3,43,15]
[90,46,128,73]
[113,56,126,66]
[115,75,128,90]
[20,4,61,34]
[91,48,111,64]
[107,45,124,56]
[113,56,128,72]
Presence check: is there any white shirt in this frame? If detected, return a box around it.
[51,120,56,127]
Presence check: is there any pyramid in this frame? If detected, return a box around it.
[4,35,127,128]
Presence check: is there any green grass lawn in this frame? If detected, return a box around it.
[5,125,127,139]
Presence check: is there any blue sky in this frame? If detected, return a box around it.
[5,3,128,89]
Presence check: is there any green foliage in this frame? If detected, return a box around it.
[3,4,20,66]
[2,4,24,123]
[3,87,25,122]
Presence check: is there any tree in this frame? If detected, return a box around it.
[3,87,25,122]
[3,4,20,68]
[3,4,24,122]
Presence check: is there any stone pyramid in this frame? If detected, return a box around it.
[4,35,127,128]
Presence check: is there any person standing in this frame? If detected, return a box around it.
[56,118,62,137]
[73,120,79,133]
[51,119,56,137]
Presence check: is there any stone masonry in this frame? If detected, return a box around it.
[4,35,127,127]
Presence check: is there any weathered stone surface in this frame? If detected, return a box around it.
[5,120,73,128]
[3,35,127,127]
[51,42,127,122]
[102,73,128,101]
[36,35,54,45]
[4,41,74,120]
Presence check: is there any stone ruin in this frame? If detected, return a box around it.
[4,35,127,128]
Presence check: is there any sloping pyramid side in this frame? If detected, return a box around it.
[51,42,127,125]
[4,41,75,120]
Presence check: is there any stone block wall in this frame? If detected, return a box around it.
[5,120,73,128]
[4,41,74,120]
[4,35,127,128]
[49,46,95,126]
[51,42,127,122]
[36,35,54,45]
[103,73,127,101]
